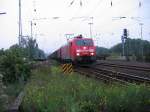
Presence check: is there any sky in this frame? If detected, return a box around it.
[0,0,150,53]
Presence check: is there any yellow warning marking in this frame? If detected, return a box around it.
[68,68,73,73]
[62,64,66,69]
[61,63,73,74]
[68,65,72,71]
[64,65,68,72]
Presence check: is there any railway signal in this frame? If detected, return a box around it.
[121,36,125,56]
[122,29,129,61]
[123,29,128,39]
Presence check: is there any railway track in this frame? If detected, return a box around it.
[95,61,150,80]
[75,67,129,86]
[96,62,150,72]
[75,65,150,85]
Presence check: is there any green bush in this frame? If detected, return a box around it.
[0,47,31,83]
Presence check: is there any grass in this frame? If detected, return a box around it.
[0,81,24,111]
[5,82,24,98]
[22,66,150,112]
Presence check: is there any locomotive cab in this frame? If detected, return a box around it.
[72,36,96,63]
[50,34,96,64]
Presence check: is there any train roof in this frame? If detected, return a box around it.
[69,35,93,42]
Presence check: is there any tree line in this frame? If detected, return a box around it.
[96,38,150,62]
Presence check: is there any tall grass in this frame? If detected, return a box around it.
[22,66,150,112]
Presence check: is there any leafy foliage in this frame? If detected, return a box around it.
[110,39,150,62]
[96,47,110,56]
[0,48,5,56]
[22,37,46,60]
[96,47,110,59]
[0,38,46,83]
[0,46,31,83]
[110,43,122,54]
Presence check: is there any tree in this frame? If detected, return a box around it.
[0,48,5,56]
[24,38,46,60]
[96,47,110,59]
[0,45,31,83]
[0,37,46,83]
[110,39,150,62]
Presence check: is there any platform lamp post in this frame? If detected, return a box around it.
[30,21,33,38]
[18,0,23,47]
[30,21,36,39]
[131,17,144,61]
[95,33,101,47]
[130,17,144,61]
[88,17,94,38]
[88,22,93,38]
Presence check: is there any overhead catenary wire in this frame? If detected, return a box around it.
[111,0,113,7]
[80,0,83,7]
[0,12,6,15]
[30,0,148,28]
[86,0,142,19]
[69,0,75,7]
[15,0,150,52]
[28,0,146,21]
[97,1,145,22]
[83,0,104,17]
[69,0,84,7]
[30,0,149,40]
[87,0,122,17]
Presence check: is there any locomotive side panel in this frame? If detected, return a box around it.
[61,44,71,61]
[69,41,76,61]
[57,48,61,61]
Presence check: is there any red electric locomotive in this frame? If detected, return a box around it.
[51,35,96,63]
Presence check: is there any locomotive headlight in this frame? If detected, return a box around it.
[76,49,81,52]
[90,53,94,55]
[76,53,80,56]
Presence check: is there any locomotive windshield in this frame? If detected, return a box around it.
[76,39,93,46]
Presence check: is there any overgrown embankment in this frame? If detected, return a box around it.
[22,66,150,112]
[0,40,46,111]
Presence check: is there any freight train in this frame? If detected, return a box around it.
[50,35,96,63]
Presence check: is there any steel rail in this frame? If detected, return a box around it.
[92,67,150,84]
[75,66,150,85]
[75,68,129,86]
[96,62,150,72]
